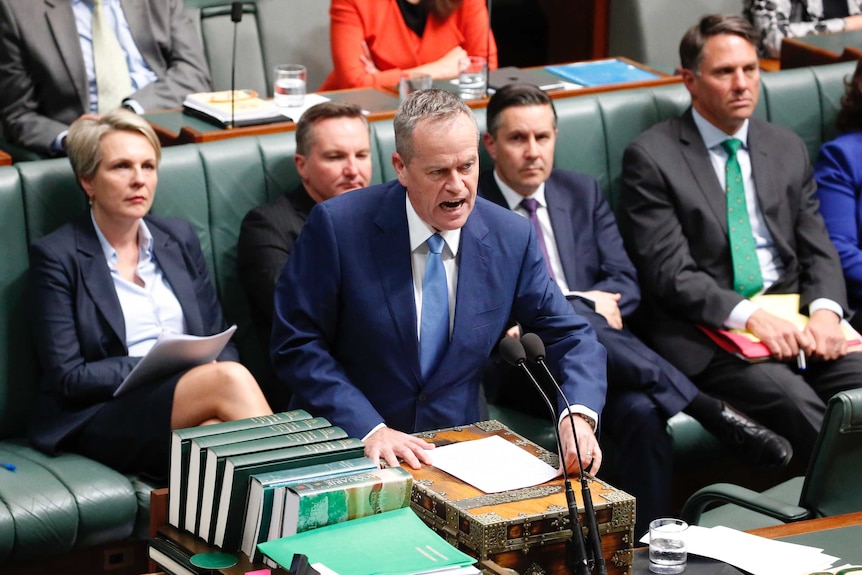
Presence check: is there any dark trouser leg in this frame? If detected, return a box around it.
[692,352,829,461]
[600,388,673,538]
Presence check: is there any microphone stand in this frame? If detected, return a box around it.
[521,333,607,575]
[499,338,590,575]
[229,2,243,129]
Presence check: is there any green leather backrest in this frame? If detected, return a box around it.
[0,62,857,441]
[0,168,37,438]
[800,388,862,517]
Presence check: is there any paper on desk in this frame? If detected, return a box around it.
[428,435,560,493]
[277,93,331,122]
[641,524,838,575]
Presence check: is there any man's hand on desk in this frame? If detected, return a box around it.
[560,415,601,476]
[364,426,435,469]
[745,308,814,361]
[805,309,847,361]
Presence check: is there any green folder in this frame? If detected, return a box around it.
[258,507,476,575]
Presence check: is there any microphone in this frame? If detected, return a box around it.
[521,333,607,575]
[229,2,244,129]
[498,337,590,575]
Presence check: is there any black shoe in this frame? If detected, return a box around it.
[707,403,793,469]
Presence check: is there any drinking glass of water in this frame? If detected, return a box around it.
[274,64,307,107]
[458,56,487,100]
[649,518,688,574]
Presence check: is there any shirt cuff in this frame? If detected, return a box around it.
[50,130,69,155]
[808,298,843,319]
[559,405,598,431]
[122,99,145,114]
[361,422,386,442]
[725,298,760,329]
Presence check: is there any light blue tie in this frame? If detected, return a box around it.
[420,234,449,380]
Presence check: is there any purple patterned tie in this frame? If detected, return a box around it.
[519,198,555,280]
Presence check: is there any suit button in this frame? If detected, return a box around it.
[418,394,428,402]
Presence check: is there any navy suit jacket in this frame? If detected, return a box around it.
[479,169,641,317]
[27,213,237,453]
[271,180,607,439]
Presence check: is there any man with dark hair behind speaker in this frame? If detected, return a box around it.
[619,14,862,477]
[238,102,373,410]
[479,82,792,535]
[0,0,210,156]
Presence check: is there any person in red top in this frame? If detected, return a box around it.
[320,0,497,90]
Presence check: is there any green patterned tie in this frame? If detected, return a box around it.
[722,138,763,297]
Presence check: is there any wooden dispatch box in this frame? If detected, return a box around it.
[406,421,635,575]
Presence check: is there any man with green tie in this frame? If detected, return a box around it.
[618,13,862,465]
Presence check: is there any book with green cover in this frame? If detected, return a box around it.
[241,456,378,563]
[184,416,330,533]
[168,409,311,529]
[148,536,208,575]
[258,507,476,575]
[198,426,348,542]
[209,437,365,550]
[283,466,412,536]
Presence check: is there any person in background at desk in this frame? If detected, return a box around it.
[479,83,791,536]
[319,0,498,90]
[27,110,271,483]
[0,0,210,156]
[270,89,606,473]
[815,60,862,332]
[237,102,373,410]
[745,0,862,58]
[619,14,862,465]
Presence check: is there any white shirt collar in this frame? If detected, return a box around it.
[493,170,547,210]
[90,210,153,266]
[405,191,461,256]
[692,107,749,150]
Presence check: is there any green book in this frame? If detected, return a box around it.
[212,437,365,551]
[283,466,413,536]
[184,416,330,533]
[198,426,348,542]
[148,536,206,575]
[240,456,378,563]
[168,409,311,528]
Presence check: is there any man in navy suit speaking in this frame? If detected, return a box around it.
[270,89,607,473]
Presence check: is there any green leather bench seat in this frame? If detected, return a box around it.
[0,60,854,565]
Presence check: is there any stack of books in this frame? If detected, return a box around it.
[156,410,416,572]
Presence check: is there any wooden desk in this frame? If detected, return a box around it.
[145,88,402,146]
[0,149,11,166]
[780,29,862,69]
[631,512,862,574]
[147,60,679,147]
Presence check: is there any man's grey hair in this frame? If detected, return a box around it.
[393,89,479,165]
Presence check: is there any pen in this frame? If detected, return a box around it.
[797,350,806,371]
[1,462,15,472]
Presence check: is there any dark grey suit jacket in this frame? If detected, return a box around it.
[237,185,316,361]
[618,109,846,376]
[0,0,210,154]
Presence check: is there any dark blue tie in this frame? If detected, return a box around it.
[420,234,449,380]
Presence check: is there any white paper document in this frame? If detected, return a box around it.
[641,524,839,575]
[114,325,237,396]
[428,435,560,493]
[276,93,331,122]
